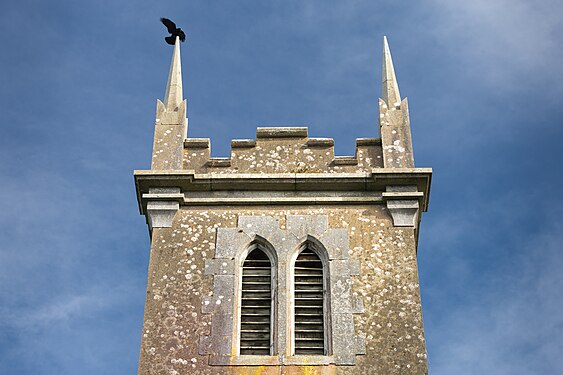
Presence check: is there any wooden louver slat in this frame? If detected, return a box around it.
[294,248,325,355]
[240,249,272,355]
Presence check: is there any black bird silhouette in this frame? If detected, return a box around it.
[160,18,186,45]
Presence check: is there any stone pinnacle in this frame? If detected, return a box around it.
[382,36,402,108]
[164,36,183,110]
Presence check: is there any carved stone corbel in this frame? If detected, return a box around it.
[383,186,421,227]
[146,201,179,229]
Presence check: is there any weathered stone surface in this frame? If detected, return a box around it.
[379,37,415,170]
[137,37,430,375]
[286,214,328,238]
[137,208,428,374]
[215,228,251,258]
[386,200,420,227]
[182,132,384,174]
[204,258,235,276]
[146,201,179,229]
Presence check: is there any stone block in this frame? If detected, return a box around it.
[331,313,354,343]
[208,335,233,356]
[286,215,328,238]
[201,298,214,314]
[256,127,308,138]
[319,228,350,259]
[204,258,235,276]
[215,228,251,259]
[329,259,353,277]
[146,201,179,229]
[212,275,235,315]
[349,259,361,276]
[332,331,356,356]
[238,215,280,234]
[231,139,256,148]
[198,335,212,355]
[354,335,366,355]
[333,355,356,365]
[351,295,365,314]
[184,138,210,149]
[211,314,234,337]
[386,200,419,227]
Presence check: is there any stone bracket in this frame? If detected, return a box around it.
[383,186,420,227]
[386,200,419,227]
[146,201,179,229]
[143,188,182,230]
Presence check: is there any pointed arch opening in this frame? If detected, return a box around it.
[291,236,330,356]
[239,245,275,355]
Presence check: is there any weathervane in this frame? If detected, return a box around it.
[160,18,186,45]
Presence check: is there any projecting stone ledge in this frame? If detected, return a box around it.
[183,138,210,148]
[256,127,308,138]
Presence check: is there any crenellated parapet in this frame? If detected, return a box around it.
[183,127,383,173]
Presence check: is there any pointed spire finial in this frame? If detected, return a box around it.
[382,36,401,107]
[164,36,183,110]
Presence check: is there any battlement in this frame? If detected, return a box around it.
[183,127,383,173]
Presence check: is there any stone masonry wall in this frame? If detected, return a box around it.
[138,206,427,375]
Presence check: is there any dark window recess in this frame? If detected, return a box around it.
[240,249,272,355]
[294,248,325,355]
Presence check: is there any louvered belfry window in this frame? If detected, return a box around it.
[294,248,325,355]
[240,249,272,355]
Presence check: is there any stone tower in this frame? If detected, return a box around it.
[135,36,432,374]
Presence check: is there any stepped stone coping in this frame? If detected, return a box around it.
[333,156,358,166]
[207,158,231,167]
[356,138,381,146]
[231,139,256,148]
[256,127,308,138]
[184,138,210,148]
[307,138,334,147]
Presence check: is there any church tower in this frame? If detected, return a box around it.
[135,36,432,374]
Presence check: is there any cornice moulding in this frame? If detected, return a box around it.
[134,168,432,214]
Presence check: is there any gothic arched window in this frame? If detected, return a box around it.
[293,247,326,355]
[239,248,274,355]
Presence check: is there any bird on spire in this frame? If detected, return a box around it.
[160,18,186,45]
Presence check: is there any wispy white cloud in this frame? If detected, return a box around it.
[426,0,563,94]
[427,220,563,374]
[1,287,127,330]
[1,1,561,374]
[421,183,563,374]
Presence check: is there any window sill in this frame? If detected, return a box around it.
[209,355,339,366]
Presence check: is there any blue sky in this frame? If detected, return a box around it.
[1,1,562,374]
